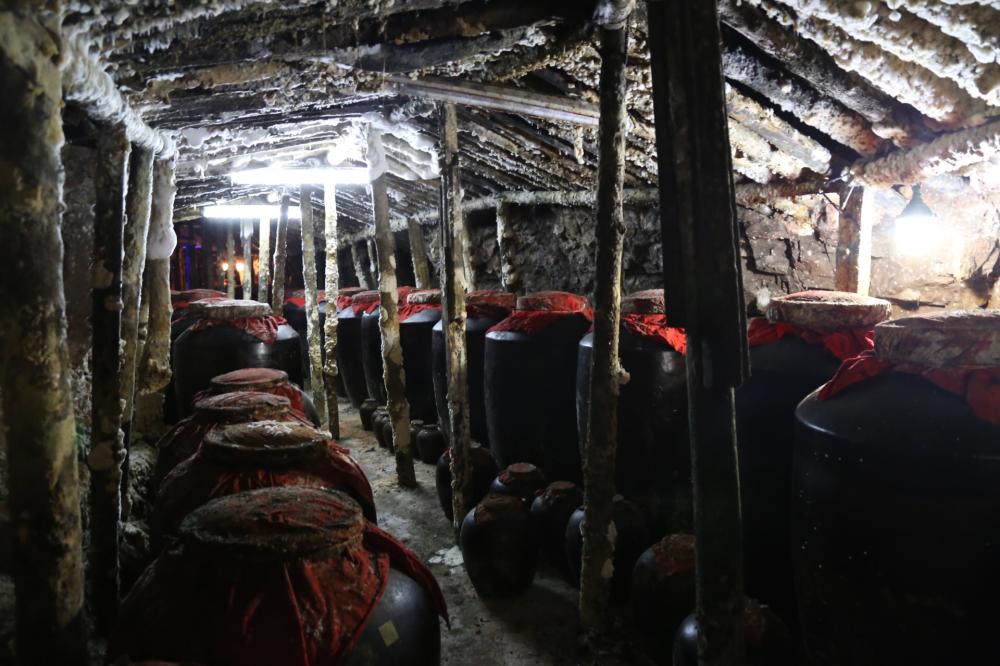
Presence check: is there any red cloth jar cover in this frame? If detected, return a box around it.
[112,487,447,666]
[818,310,1000,425]
[172,289,226,311]
[748,290,893,361]
[399,289,442,322]
[488,290,593,335]
[192,367,310,427]
[652,533,696,578]
[466,290,517,320]
[155,392,310,482]
[284,289,327,309]
[154,420,377,535]
[350,287,416,316]
[620,289,687,355]
[336,287,366,312]
[186,299,288,344]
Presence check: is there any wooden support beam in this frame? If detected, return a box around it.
[370,130,417,488]
[351,240,372,289]
[88,126,131,636]
[258,216,271,306]
[834,185,872,295]
[271,195,290,313]
[408,219,432,289]
[388,75,602,126]
[299,186,329,429]
[367,237,379,284]
[495,201,521,293]
[241,219,253,300]
[225,227,236,299]
[438,103,473,537]
[0,7,87,660]
[648,1,750,664]
[136,158,177,435]
[118,144,154,517]
[323,183,341,437]
[580,6,631,633]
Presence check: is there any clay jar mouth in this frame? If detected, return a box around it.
[537,481,582,508]
[875,309,1000,369]
[765,290,891,332]
[407,289,442,305]
[652,533,696,578]
[209,367,290,393]
[202,420,327,466]
[499,462,544,485]
[515,291,590,314]
[192,392,292,423]
[187,298,272,321]
[179,487,364,562]
[622,289,666,315]
[474,494,529,524]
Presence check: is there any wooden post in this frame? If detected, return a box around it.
[367,237,379,284]
[118,144,154,519]
[495,200,521,293]
[258,216,271,306]
[241,219,254,300]
[351,241,372,289]
[225,227,236,298]
[176,239,187,290]
[834,185,871,295]
[438,103,473,536]
[579,5,630,632]
[272,195,290,313]
[0,6,87,660]
[299,186,329,428]
[370,128,417,488]
[89,126,131,635]
[136,158,177,436]
[408,219,432,289]
[323,183,341,437]
[647,2,750,664]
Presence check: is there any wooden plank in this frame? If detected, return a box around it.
[271,195,290,313]
[299,186,329,429]
[323,183,341,437]
[408,219,432,289]
[834,185,871,294]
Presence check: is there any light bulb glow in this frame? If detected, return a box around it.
[893,214,951,257]
[221,261,230,272]
[229,167,369,186]
[203,204,301,220]
[235,261,246,272]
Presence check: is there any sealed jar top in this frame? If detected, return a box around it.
[766,290,891,332]
[203,420,327,466]
[407,289,442,305]
[352,290,381,306]
[538,481,582,507]
[652,534,696,577]
[175,288,226,303]
[875,309,1000,368]
[285,289,326,304]
[622,289,665,315]
[467,290,517,311]
[473,493,528,524]
[210,367,289,392]
[515,291,590,313]
[179,486,364,560]
[499,462,544,484]
[339,287,365,299]
[193,391,291,423]
[187,299,272,321]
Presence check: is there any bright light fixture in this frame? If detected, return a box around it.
[203,204,301,220]
[236,261,246,272]
[229,166,369,186]
[893,185,949,257]
[221,261,230,272]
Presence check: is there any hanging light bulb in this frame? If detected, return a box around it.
[221,261,230,272]
[894,184,947,257]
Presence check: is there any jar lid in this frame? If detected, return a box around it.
[407,289,442,305]
[180,487,364,560]
[177,288,226,302]
[193,391,291,423]
[765,290,891,332]
[538,481,582,507]
[875,309,1000,368]
[473,493,528,524]
[210,367,289,392]
[652,534,696,576]
[202,420,327,466]
[622,289,665,315]
[352,290,381,306]
[339,287,365,299]
[499,462,543,484]
[467,290,517,310]
[187,299,272,321]
[515,291,590,313]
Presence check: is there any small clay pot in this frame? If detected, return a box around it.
[416,425,446,465]
[409,420,425,447]
[359,399,379,431]
[565,495,650,599]
[489,463,547,504]
[673,599,794,666]
[378,417,396,452]
[436,446,498,522]
[372,409,389,448]
[460,494,537,597]
[630,534,697,663]
[529,481,583,572]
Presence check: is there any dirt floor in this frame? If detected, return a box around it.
[336,401,640,666]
